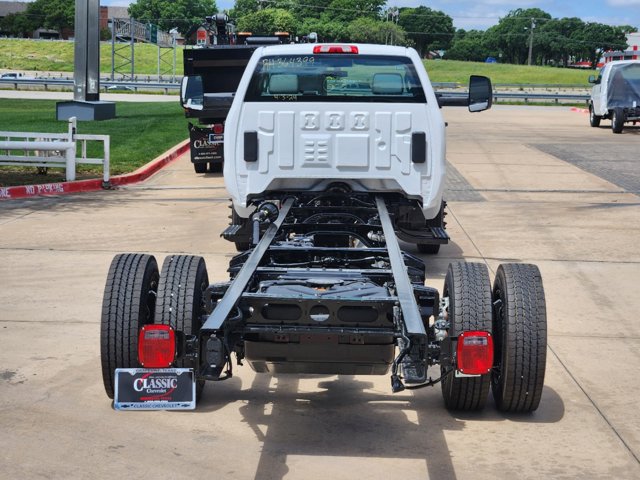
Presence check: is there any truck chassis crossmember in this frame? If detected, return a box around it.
[202,190,433,390]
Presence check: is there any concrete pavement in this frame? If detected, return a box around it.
[0,105,639,479]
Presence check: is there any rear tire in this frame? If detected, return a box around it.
[101,254,159,399]
[194,163,207,174]
[612,108,625,133]
[589,104,601,127]
[156,255,209,401]
[492,263,547,413]
[208,161,222,173]
[441,262,493,411]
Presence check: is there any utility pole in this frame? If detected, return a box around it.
[527,18,536,66]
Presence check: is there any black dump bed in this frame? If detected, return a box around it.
[183,45,258,123]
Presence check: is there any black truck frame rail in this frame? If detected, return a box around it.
[195,188,443,392]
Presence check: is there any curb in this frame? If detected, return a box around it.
[0,139,190,201]
[571,107,589,114]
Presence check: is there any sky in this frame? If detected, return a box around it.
[46,0,640,31]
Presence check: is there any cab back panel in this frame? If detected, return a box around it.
[232,103,430,198]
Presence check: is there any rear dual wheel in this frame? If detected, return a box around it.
[491,263,547,413]
[440,262,547,413]
[441,262,493,411]
[100,254,159,399]
[100,253,210,403]
[156,255,210,401]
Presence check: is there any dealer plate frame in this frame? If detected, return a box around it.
[114,368,195,411]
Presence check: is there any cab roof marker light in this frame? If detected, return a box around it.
[313,45,359,54]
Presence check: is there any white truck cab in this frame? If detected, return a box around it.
[224,44,491,220]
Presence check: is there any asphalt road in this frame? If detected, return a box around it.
[1,105,639,480]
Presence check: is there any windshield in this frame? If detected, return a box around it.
[244,54,426,103]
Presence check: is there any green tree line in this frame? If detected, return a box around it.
[1,1,636,67]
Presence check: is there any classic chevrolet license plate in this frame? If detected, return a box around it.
[114,368,195,410]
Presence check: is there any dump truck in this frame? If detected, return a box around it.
[181,14,292,173]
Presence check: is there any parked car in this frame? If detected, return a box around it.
[106,85,134,92]
[1,72,23,79]
[589,60,640,133]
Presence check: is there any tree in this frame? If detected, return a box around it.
[344,17,406,45]
[0,0,74,37]
[298,17,347,42]
[574,22,629,67]
[0,12,38,37]
[322,0,385,24]
[229,0,259,19]
[445,30,492,62]
[484,8,552,64]
[397,6,454,57]
[236,8,297,35]
[40,0,75,33]
[128,0,218,36]
[537,17,585,66]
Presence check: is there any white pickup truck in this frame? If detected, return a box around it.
[102,44,548,413]
[223,43,491,252]
[589,60,640,133]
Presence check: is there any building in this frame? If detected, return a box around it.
[603,32,640,63]
[100,6,130,31]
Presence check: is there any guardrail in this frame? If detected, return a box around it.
[0,78,591,102]
[0,78,179,94]
[437,90,589,103]
[0,117,110,183]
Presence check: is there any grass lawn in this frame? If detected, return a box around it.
[0,39,185,77]
[0,39,598,85]
[0,99,187,187]
[424,59,597,85]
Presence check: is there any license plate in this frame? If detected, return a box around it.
[114,368,195,410]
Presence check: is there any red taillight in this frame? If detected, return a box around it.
[456,331,493,375]
[313,45,359,54]
[138,325,176,368]
[213,123,224,134]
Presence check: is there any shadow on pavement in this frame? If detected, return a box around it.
[196,372,564,480]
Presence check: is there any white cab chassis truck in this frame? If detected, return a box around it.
[588,60,640,133]
[101,44,548,414]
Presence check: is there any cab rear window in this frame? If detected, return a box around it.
[244,54,426,103]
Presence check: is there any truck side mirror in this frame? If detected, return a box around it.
[180,76,204,111]
[468,75,492,112]
[588,75,601,85]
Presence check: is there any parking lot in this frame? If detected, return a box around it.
[1,105,639,479]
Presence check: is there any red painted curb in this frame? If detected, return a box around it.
[0,139,190,201]
[571,107,589,114]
